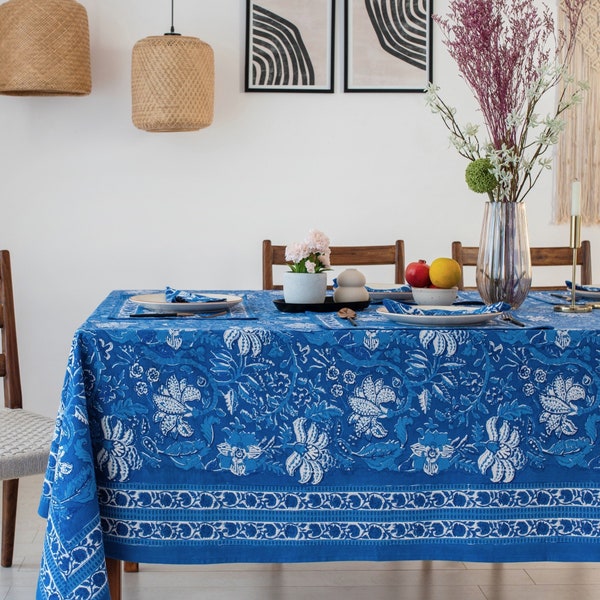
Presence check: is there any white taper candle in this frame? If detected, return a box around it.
[571,180,581,216]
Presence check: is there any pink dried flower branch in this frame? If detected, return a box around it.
[435,0,553,150]
[427,0,588,203]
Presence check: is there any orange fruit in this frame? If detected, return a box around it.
[429,257,461,289]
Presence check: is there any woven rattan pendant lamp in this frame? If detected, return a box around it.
[0,0,91,96]
[131,0,214,132]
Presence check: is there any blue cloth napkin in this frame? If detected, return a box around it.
[165,287,223,303]
[365,284,412,293]
[565,281,600,292]
[382,298,510,316]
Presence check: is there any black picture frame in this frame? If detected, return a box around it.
[245,0,336,93]
[344,0,433,92]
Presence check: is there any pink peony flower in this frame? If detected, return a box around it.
[285,242,309,265]
[285,230,331,273]
[318,250,331,269]
[306,229,330,254]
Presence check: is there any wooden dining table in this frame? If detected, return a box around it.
[36,289,600,599]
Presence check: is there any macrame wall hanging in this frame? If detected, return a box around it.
[554,0,600,224]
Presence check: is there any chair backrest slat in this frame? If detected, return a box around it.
[452,240,592,290]
[0,250,23,409]
[262,240,405,290]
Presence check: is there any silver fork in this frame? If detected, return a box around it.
[501,312,525,327]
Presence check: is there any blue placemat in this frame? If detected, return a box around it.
[112,294,256,320]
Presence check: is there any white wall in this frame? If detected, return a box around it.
[1,0,596,417]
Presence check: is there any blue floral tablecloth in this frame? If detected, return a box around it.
[37,290,600,599]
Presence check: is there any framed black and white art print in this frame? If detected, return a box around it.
[245,0,335,93]
[344,0,432,92]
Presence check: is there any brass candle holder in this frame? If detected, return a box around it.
[554,214,592,313]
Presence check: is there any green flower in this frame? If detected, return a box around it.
[465,158,498,194]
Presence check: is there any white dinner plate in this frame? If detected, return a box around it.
[130,293,243,313]
[376,305,502,326]
[367,283,413,302]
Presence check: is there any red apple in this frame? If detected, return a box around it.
[405,259,431,288]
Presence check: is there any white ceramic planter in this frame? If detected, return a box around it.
[283,271,327,304]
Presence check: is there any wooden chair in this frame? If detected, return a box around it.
[262,240,406,290]
[451,240,592,290]
[0,250,55,567]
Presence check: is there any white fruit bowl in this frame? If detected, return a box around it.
[411,287,458,306]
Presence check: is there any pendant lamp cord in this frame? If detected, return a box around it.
[166,0,180,36]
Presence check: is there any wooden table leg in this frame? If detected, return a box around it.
[124,561,139,572]
[106,557,122,600]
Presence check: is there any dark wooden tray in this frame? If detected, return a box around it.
[273,297,370,313]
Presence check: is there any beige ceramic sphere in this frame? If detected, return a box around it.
[336,268,367,287]
[334,269,369,303]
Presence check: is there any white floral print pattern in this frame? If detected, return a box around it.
[478,417,526,483]
[348,376,396,438]
[153,375,201,437]
[539,375,585,437]
[286,418,332,484]
[97,416,142,482]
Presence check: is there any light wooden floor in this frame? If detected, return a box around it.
[3,475,600,600]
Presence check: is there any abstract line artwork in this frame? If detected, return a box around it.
[365,0,428,70]
[245,0,335,92]
[251,5,315,86]
[345,0,432,92]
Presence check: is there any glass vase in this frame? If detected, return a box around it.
[476,201,532,308]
